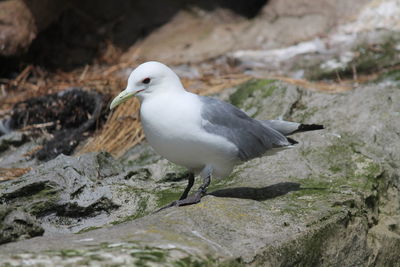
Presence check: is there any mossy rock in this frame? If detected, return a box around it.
[1,78,399,266]
[229,79,277,109]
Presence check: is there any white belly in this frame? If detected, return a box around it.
[140,92,238,178]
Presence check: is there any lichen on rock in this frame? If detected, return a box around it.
[1,75,399,265]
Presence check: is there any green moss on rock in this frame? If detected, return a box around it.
[376,69,400,82]
[76,226,102,234]
[156,189,182,207]
[131,249,167,265]
[38,242,241,266]
[229,79,276,108]
[111,194,150,225]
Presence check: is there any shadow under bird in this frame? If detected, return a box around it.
[110,61,323,211]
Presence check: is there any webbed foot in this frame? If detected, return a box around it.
[155,191,205,213]
[154,171,211,213]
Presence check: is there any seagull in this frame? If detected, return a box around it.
[110,61,323,210]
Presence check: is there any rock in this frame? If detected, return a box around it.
[0,75,399,265]
[230,29,400,79]
[0,208,44,244]
[0,131,40,170]
[0,150,194,237]
[121,0,369,65]
[1,0,399,265]
[0,136,42,170]
[8,88,106,161]
[0,132,26,152]
[230,0,400,79]
[0,0,66,56]
[0,0,36,56]
[0,88,107,170]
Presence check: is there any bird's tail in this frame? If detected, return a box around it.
[258,119,324,136]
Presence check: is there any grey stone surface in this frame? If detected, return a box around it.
[0,132,26,152]
[230,0,400,80]
[0,132,41,169]
[231,29,400,80]
[122,0,370,65]
[0,208,44,244]
[0,75,399,265]
[0,151,192,237]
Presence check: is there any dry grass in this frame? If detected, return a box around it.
[78,97,144,157]
[0,63,129,112]
[0,62,129,161]
[0,167,32,181]
[271,76,354,93]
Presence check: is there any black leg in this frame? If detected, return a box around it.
[179,173,195,200]
[198,172,211,195]
[155,172,212,212]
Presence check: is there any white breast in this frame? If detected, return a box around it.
[140,91,238,178]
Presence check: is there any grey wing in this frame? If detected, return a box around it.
[199,96,291,161]
[258,120,301,136]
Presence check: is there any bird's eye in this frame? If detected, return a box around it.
[142,78,151,84]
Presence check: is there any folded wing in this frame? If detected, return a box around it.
[199,96,292,161]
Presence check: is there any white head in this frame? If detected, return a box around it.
[110,61,184,109]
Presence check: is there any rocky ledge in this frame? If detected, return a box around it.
[1,75,399,266]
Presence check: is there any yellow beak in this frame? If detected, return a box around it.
[110,90,136,110]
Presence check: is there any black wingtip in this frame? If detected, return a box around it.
[294,124,324,134]
[287,137,299,145]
